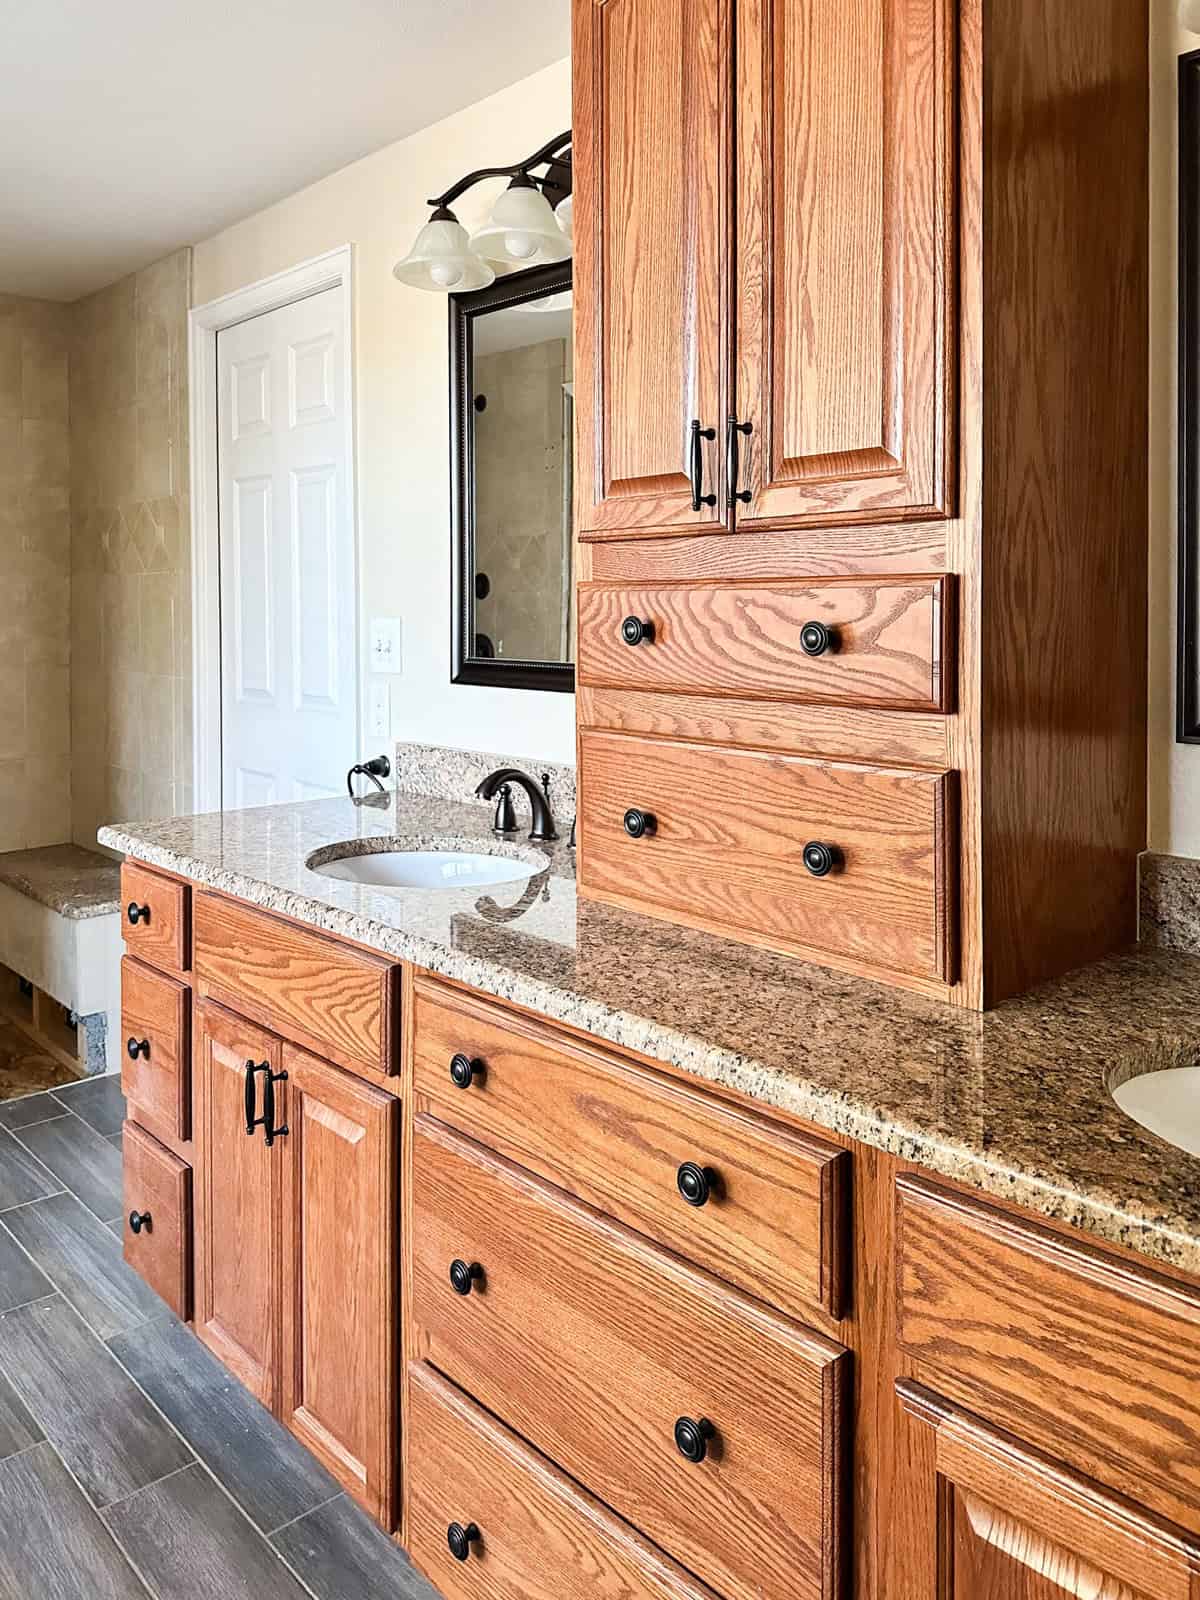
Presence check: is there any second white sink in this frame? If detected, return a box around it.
[310,847,540,892]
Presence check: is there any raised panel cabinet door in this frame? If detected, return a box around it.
[279,1046,398,1528]
[898,1385,1200,1600]
[574,0,731,539]
[193,1001,283,1408]
[733,0,957,528]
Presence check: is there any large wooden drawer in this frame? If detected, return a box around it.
[897,1175,1200,1529]
[193,892,399,1079]
[123,1120,192,1321]
[121,957,190,1147]
[407,1363,721,1600]
[411,1116,847,1600]
[578,728,957,982]
[578,576,953,712]
[121,862,190,973]
[412,977,847,1320]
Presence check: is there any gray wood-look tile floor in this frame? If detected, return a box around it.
[0,1084,440,1600]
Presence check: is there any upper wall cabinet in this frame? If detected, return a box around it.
[574,0,956,541]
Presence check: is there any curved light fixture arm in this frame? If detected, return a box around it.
[427,130,573,210]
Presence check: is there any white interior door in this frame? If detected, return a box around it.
[216,286,357,809]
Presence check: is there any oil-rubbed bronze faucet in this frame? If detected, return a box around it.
[475,767,557,842]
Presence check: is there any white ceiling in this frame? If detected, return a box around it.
[0,0,570,302]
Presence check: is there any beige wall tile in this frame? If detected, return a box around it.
[22,331,69,423]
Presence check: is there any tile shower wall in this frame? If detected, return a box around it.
[0,295,73,850]
[69,249,192,847]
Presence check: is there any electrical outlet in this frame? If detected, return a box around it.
[370,618,402,673]
[368,679,390,739]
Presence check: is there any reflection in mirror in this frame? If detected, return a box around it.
[451,261,574,692]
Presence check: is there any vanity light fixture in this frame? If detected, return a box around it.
[393,130,572,293]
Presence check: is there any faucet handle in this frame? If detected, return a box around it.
[493,784,517,834]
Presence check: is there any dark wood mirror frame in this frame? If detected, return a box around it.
[449,259,575,694]
[1179,49,1200,741]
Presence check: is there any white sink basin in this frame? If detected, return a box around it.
[1111,1066,1200,1157]
[310,848,539,892]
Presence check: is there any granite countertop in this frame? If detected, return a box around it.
[101,793,1200,1277]
[0,844,121,920]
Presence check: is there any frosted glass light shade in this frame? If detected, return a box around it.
[555,193,573,240]
[393,212,495,292]
[469,180,572,267]
[1182,0,1200,31]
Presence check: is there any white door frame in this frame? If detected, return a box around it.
[189,244,359,812]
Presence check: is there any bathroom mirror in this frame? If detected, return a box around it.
[450,260,574,692]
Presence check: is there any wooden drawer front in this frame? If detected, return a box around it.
[121,862,189,973]
[407,1362,721,1600]
[412,1117,847,1600]
[578,577,952,713]
[121,957,190,1146]
[123,1121,192,1321]
[579,729,957,982]
[193,893,398,1079]
[413,979,847,1321]
[897,1176,1200,1527]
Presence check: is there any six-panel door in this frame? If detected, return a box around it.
[193,1000,283,1407]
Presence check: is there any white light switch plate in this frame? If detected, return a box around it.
[368,679,390,739]
[370,617,402,673]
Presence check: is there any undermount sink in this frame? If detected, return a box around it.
[307,845,541,892]
[1110,1066,1200,1158]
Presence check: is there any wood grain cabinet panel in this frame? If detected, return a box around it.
[280,1046,398,1527]
[193,893,400,1080]
[578,728,957,981]
[898,1384,1200,1600]
[121,862,190,974]
[407,1363,723,1600]
[897,1175,1200,1530]
[733,0,956,528]
[578,576,954,712]
[120,957,190,1147]
[412,976,847,1320]
[122,1121,192,1322]
[193,1001,282,1408]
[573,0,731,539]
[411,1116,847,1600]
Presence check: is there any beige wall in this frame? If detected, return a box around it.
[0,295,72,850]
[69,248,192,846]
[192,57,575,766]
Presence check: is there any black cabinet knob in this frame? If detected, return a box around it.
[449,1259,484,1296]
[673,1415,715,1463]
[799,620,839,657]
[126,901,150,926]
[128,1211,152,1235]
[447,1521,480,1562]
[449,1053,482,1090]
[623,808,657,840]
[126,1037,150,1061]
[621,616,655,646]
[803,841,844,878]
[676,1161,718,1208]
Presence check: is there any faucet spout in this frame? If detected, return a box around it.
[475,767,558,842]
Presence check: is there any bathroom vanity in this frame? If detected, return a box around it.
[103,791,1200,1600]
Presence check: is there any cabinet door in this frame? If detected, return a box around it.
[193,1001,282,1407]
[280,1046,398,1527]
[898,1384,1200,1599]
[574,0,730,540]
[734,0,956,529]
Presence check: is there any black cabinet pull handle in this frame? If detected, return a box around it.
[799,621,839,658]
[447,1521,481,1562]
[127,901,150,926]
[676,1161,718,1208]
[726,415,753,506]
[128,1211,152,1235]
[674,1415,715,1463]
[126,1037,150,1061]
[689,419,717,512]
[244,1060,269,1136]
[449,1259,484,1296]
[262,1068,288,1147]
[623,808,656,840]
[621,615,655,647]
[803,841,844,878]
[450,1053,483,1090]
